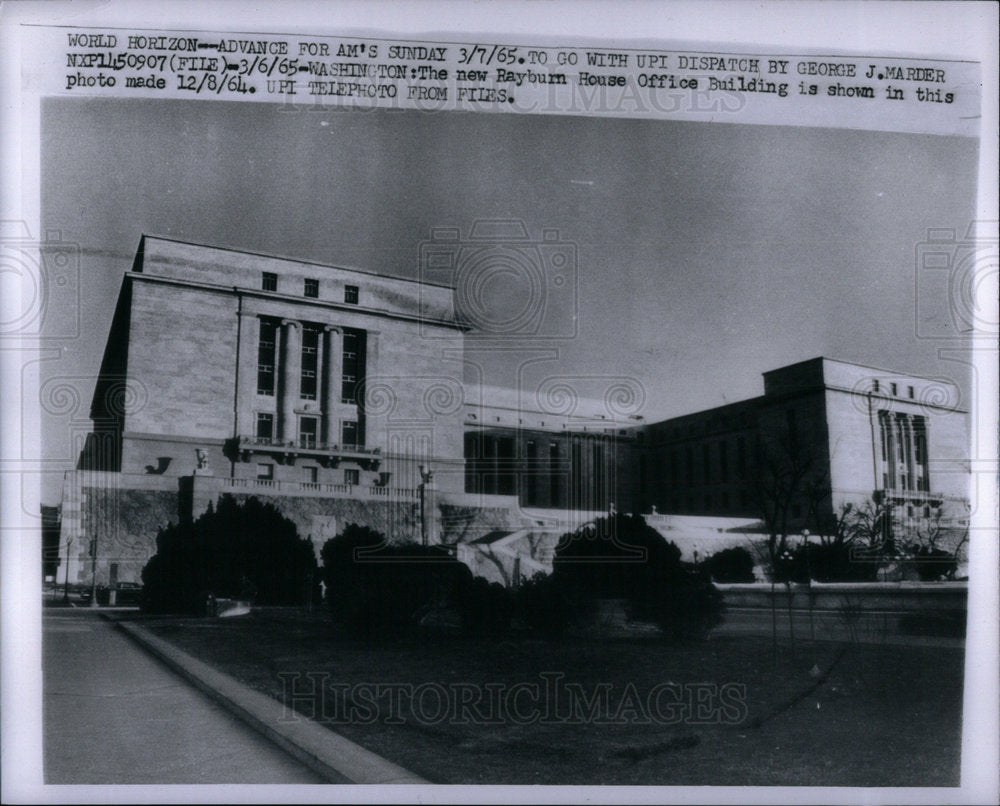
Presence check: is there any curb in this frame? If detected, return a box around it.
[110,617,429,785]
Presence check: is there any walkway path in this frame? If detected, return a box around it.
[44,609,329,784]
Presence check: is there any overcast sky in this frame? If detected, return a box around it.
[40,97,979,501]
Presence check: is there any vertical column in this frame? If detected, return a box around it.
[362,330,381,449]
[278,319,301,443]
[322,326,342,445]
[894,415,905,491]
[878,412,890,489]
[903,414,915,492]
[235,311,258,437]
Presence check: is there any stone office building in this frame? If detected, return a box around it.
[636,357,970,539]
[61,235,503,586]
[57,237,971,586]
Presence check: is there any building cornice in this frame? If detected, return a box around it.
[126,272,471,331]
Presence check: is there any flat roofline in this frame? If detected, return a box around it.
[136,233,457,290]
[764,355,960,383]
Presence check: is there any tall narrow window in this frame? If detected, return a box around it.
[525,440,538,505]
[300,326,319,400]
[257,319,277,395]
[261,272,277,291]
[302,466,318,483]
[344,285,359,304]
[255,412,274,444]
[299,417,318,449]
[304,278,319,298]
[341,331,360,404]
[341,420,358,448]
[549,443,560,506]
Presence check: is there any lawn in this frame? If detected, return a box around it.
[140,609,964,786]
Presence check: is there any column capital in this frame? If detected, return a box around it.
[281,318,301,329]
[323,325,342,334]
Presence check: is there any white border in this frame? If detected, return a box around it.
[2,2,997,804]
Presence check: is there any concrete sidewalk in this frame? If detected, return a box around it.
[44,610,428,785]
[44,609,327,784]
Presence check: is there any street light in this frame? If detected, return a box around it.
[418,464,433,547]
[62,537,73,603]
[89,533,99,608]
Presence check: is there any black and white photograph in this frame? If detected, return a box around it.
[2,1,998,803]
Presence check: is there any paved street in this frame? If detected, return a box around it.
[43,609,326,784]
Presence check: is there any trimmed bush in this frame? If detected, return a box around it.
[796,542,880,583]
[321,526,473,639]
[552,513,724,640]
[141,496,317,614]
[910,546,958,581]
[703,546,756,583]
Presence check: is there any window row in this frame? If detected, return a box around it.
[255,412,358,448]
[261,271,359,303]
[872,379,916,399]
[256,463,360,485]
[256,320,363,404]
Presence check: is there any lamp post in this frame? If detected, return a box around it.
[418,464,432,547]
[62,537,73,603]
[89,533,99,608]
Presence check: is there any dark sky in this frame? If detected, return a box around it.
[40,97,979,500]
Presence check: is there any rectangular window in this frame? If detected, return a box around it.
[257,319,277,395]
[890,382,898,396]
[303,466,318,483]
[341,420,358,448]
[341,331,360,404]
[344,468,360,485]
[872,379,880,393]
[261,272,277,292]
[299,416,318,449]
[525,440,538,505]
[304,278,319,298]
[256,463,273,480]
[255,412,274,444]
[908,385,915,399]
[549,443,560,506]
[300,326,319,400]
[344,285,359,304]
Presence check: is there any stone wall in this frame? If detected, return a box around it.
[77,485,181,584]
